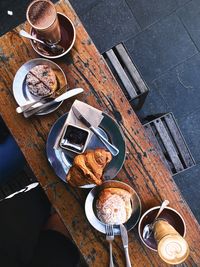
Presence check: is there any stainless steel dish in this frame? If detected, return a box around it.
[13,58,67,115]
[85,180,142,234]
[46,113,126,188]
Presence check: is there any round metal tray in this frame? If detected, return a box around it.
[85,180,142,234]
[46,112,126,188]
[13,58,67,115]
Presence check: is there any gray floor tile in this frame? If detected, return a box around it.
[176,0,191,6]
[126,0,178,29]
[81,0,140,53]
[124,14,197,83]
[153,53,200,120]
[174,164,200,224]
[177,0,200,50]
[69,0,99,16]
[178,108,200,164]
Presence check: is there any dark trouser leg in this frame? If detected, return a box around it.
[29,230,80,267]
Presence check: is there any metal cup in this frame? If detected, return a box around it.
[26,0,61,44]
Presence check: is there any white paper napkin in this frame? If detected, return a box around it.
[54,100,104,151]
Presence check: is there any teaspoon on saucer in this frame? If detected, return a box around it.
[143,199,169,240]
[19,30,65,54]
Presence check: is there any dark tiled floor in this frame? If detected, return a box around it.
[124,14,197,83]
[177,0,200,50]
[178,108,200,164]
[1,0,200,222]
[127,0,193,30]
[80,0,140,53]
[175,164,200,223]
[126,0,179,29]
[176,0,191,5]
[68,0,98,16]
[152,53,200,120]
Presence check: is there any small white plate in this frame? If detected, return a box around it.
[13,58,67,115]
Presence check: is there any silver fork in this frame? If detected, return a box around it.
[16,85,67,113]
[105,224,114,267]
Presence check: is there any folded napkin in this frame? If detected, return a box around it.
[54,100,104,151]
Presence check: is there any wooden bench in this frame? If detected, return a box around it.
[103,43,149,110]
[143,113,195,175]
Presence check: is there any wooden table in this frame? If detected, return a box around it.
[0,1,200,266]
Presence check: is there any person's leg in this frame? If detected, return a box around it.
[29,230,80,267]
[0,134,26,184]
[29,213,80,267]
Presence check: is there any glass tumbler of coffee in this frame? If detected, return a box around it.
[26,0,61,44]
[153,219,190,265]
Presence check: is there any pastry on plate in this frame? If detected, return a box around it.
[66,148,112,187]
[96,188,132,224]
[26,64,57,97]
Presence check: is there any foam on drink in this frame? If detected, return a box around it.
[158,235,190,264]
[28,1,56,29]
[154,220,189,265]
[27,0,61,44]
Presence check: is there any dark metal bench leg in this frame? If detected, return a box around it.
[130,91,149,111]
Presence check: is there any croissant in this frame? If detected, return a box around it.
[66,148,112,186]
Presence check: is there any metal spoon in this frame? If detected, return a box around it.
[142,199,169,240]
[19,30,65,54]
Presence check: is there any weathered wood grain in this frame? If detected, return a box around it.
[0,0,199,266]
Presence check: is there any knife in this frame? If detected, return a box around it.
[72,106,119,156]
[23,88,84,118]
[120,224,132,267]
